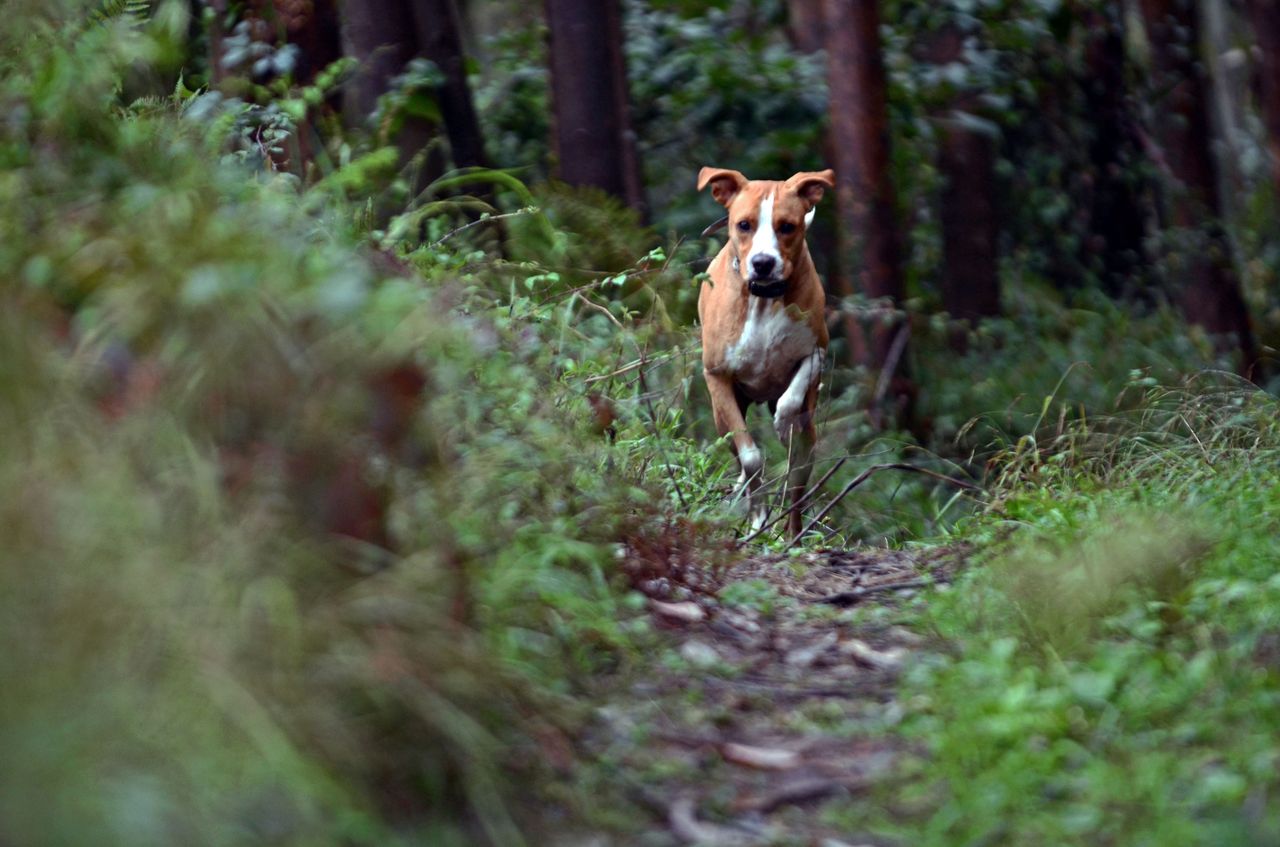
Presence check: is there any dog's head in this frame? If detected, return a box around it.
[697,167,835,298]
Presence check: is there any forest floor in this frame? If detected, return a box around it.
[563,542,975,846]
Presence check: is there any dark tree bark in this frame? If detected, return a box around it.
[786,0,825,54]
[783,0,839,287]
[338,0,444,189]
[206,0,230,86]
[925,23,1000,330]
[1250,0,1280,199]
[274,0,343,84]
[823,0,912,423]
[338,0,418,120]
[408,0,491,169]
[1138,0,1258,376]
[340,0,498,199]
[544,0,647,217]
[938,116,1000,323]
[1079,3,1149,297]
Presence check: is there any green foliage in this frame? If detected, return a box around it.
[0,10,678,844]
[826,383,1280,844]
[913,284,1225,447]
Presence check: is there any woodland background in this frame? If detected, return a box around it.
[5,0,1280,844]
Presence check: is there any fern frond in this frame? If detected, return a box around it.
[90,0,151,28]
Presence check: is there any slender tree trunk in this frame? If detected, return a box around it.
[206,0,229,86]
[1079,3,1149,297]
[926,23,1000,332]
[823,0,912,424]
[1251,0,1280,199]
[339,0,417,120]
[409,0,490,170]
[784,0,838,290]
[544,0,647,217]
[338,0,443,188]
[787,0,825,54]
[1139,0,1258,376]
[938,114,1000,323]
[453,0,481,60]
[1204,0,1250,221]
[275,0,343,84]
[269,0,344,172]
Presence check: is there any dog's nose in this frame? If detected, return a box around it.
[750,255,777,278]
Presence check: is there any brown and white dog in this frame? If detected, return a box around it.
[697,167,835,537]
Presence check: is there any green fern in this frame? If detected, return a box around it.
[90,0,150,27]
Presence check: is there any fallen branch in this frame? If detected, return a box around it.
[669,797,762,846]
[733,777,857,815]
[811,578,939,606]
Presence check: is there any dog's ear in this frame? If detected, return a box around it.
[786,169,836,208]
[698,167,748,208]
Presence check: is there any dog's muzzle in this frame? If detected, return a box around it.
[732,254,788,298]
[745,253,786,298]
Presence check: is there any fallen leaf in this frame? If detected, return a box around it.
[680,639,721,668]
[651,599,706,623]
[839,638,906,671]
[722,742,801,770]
[784,631,838,667]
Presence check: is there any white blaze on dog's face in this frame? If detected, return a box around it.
[697,168,835,289]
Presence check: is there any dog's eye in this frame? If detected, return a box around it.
[777,221,797,235]
[736,220,752,232]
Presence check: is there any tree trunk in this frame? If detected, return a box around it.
[205,0,229,85]
[1138,0,1258,376]
[823,0,912,423]
[786,0,825,54]
[926,23,1000,331]
[1250,0,1280,200]
[544,0,647,217]
[784,0,839,290]
[339,0,417,120]
[409,0,491,170]
[274,0,343,85]
[938,114,1000,323]
[338,0,444,191]
[1079,3,1149,297]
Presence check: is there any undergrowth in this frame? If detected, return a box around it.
[826,380,1280,845]
[1,9,677,844]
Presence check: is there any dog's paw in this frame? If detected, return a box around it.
[773,403,806,442]
[737,445,763,483]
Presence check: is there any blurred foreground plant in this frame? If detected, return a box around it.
[0,6,679,844]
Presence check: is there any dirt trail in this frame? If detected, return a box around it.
[574,544,971,845]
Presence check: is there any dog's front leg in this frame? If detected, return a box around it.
[774,350,823,538]
[703,369,766,529]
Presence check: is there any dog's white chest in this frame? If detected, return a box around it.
[725,298,816,396]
